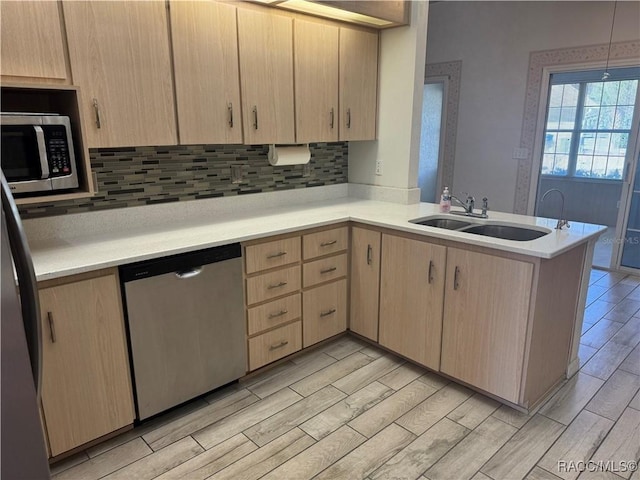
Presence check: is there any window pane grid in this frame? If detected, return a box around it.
[542,75,638,180]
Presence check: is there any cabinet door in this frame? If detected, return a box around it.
[379,234,446,370]
[294,20,339,143]
[303,279,347,347]
[0,1,67,81]
[441,248,533,404]
[350,227,381,341]
[63,1,177,148]
[339,28,378,141]
[170,1,242,145]
[237,9,295,145]
[39,273,134,456]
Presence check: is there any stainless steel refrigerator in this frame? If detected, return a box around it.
[1,173,51,479]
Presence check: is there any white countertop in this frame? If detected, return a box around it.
[25,189,606,281]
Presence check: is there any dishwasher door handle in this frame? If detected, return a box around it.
[175,267,204,279]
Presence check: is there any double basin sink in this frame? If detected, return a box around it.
[409,215,551,241]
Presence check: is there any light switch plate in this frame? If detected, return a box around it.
[375,159,383,176]
[513,147,529,159]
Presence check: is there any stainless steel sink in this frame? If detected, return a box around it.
[460,224,549,241]
[410,217,472,230]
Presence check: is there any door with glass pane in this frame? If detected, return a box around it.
[535,67,640,269]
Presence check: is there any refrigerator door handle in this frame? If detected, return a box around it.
[1,172,43,400]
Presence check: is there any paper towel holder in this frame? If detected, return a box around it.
[268,144,311,166]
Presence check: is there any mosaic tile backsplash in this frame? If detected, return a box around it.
[18,142,348,219]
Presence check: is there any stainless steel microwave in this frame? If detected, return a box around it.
[1,113,79,194]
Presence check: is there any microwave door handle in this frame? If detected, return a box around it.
[33,126,49,180]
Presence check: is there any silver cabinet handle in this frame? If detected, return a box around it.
[267,251,287,259]
[346,108,351,129]
[366,244,373,265]
[320,308,336,317]
[320,240,337,247]
[92,98,101,129]
[269,340,289,350]
[268,281,287,290]
[320,266,337,274]
[252,106,258,130]
[228,103,234,128]
[268,309,288,319]
[47,312,56,343]
[428,260,434,284]
[175,267,203,279]
[454,266,460,290]
[330,108,335,129]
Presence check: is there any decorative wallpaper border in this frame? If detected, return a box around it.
[515,40,640,214]
[425,60,462,194]
[18,142,348,219]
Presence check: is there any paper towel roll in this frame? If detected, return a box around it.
[268,144,310,166]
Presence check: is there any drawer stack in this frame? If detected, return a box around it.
[244,235,302,371]
[302,226,348,347]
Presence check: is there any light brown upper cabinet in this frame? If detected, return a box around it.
[39,270,134,457]
[170,1,242,145]
[237,8,295,145]
[0,1,68,82]
[379,234,446,370]
[339,28,378,141]
[440,248,534,404]
[62,1,177,148]
[294,20,339,143]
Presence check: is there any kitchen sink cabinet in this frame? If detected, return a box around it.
[440,248,534,404]
[349,227,381,341]
[379,233,446,370]
[169,1,242,145]
[38,269,134,457]
[0,0,68,83]
[237,8,295,145]
[294,20,339,143]
[62,1,177,148]
[339,28,378,141]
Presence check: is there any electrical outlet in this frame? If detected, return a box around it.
[302,163,311,177]
[375,159,383,176]
[513,147,529,159]
[231,165,243,184]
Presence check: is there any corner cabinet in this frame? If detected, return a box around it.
[38,269,134,457]
[440,248,534,404]
[169,0,243,145]
[0,1,68,84]
[379,234,446,371]
[62,0,177,148]
[339,28,378,141]
[237,8,295,145]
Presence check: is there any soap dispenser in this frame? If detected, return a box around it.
[440,186,451,213]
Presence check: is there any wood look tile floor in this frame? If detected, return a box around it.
[52,270,640,480]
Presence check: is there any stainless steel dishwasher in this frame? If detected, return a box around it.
[120,244,245,420]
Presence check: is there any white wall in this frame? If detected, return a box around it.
[348,1,429,199]
[426,1,640,213]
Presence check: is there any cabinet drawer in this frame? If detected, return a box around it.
[302,279,347,347]
[249,321,302,371]
[303,253,348,288]
[245,237,301,274]
[246,265,301,305]
[247,293,301,336]
[303,227,348,260]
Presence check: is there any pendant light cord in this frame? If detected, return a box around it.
[602,1,617,80]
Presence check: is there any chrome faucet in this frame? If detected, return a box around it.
[450,193,489,218]
[540,188,570,230]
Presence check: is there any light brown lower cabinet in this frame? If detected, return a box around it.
[303,279,347,347]
[349,227,381,342]
[38,270,134,457]
[379,233,446,371]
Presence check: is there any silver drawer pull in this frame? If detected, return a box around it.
[267,251,287,259]
[320,308,336,317]
[267,281,287,289]
[320,267,337,274]
[270,340,289,350]
[47,312,56,343]
[320,240,337,247]
[268,309,288,319]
